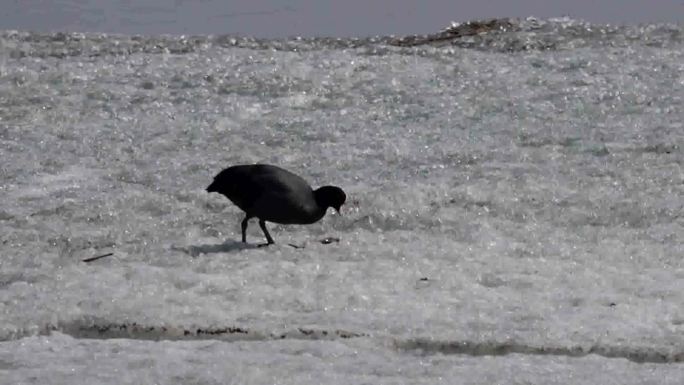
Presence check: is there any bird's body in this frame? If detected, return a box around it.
[206,164,346,245]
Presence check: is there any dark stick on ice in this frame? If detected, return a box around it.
[320,237,340,244]
[82,252,113,263]
[206,164,346,246]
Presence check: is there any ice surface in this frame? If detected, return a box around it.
[1,18,683,383]
[2,333,684,385]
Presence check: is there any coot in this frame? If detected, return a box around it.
[206,164,346,245]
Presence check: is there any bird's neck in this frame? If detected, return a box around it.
[313,188,330,210]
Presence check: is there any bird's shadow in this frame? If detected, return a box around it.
[174,237,339,257]
[173,240,259,257]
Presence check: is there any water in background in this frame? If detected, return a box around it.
[1,18,683,384]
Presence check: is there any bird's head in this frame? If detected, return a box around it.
[315,185,346,214]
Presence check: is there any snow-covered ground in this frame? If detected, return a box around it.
[1,18,683,383]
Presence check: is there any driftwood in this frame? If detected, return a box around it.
[390,18,515,47]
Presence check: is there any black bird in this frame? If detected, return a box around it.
[206,164,346,245]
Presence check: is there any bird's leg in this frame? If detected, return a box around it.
[241,216,251,243]
[258,219,275,245]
